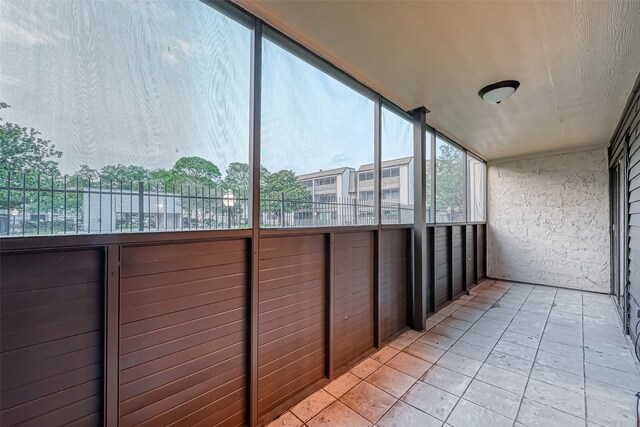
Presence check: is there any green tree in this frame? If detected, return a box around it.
[98,164,151,184]
[0,102,64,225]
[261,169,311,217]
[222,162,269,197]
[0,102,62,176]
[72,164,99,181]
[171,156,221,188]
[435,142,464,220]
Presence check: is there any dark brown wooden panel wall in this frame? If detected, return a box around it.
[477,225,486,280]
[466,226,476,289]
[257,235,326,422]
[0,249,104,426]
[379,229,409,343]
[118,240,248,427]
[452,226,464,297]
[333,232,375,371]
[434,227,450,310]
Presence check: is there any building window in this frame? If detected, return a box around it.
[382,188,400,200]
[435,136,465,223]
[382,168,400,178]
[315,177,336,186]
[314,194,337,203]
[301,179,313,188]
[359,171,374,181]
[359,190,374,201]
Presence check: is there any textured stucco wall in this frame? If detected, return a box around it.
[488,148,610,293]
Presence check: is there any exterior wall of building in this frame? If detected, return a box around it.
[487,148,610,293]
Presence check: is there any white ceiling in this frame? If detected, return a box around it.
[235,0,640,160]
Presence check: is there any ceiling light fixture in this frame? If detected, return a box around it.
[478,80,520,104]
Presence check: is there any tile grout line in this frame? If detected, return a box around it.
[440,281,535,426]
[510,287,558,427]
[366,280,505,425]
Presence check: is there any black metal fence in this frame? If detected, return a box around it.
[0,172,416,236]
[0,172,249,236]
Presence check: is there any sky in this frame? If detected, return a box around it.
[0,0,412,177]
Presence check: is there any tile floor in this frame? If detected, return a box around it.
[267,280,640,427]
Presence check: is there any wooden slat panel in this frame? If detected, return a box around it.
[0,249,104,427]
[257,235,326,422]
[452,226,464,297]
[333,232,374,371]
[466,226,475,289]
[434,228,449,310]
[379,229,408,343]
[477,225,486,280]
[119,240,247,427]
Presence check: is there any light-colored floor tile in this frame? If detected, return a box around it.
[428,313,447,323]
[507,322,544,338]
[586,396,636,427]
[266,411,303,427]
[584,362,640,391]
[448,340,492,362]
[324,372,361,398]
[425,320,439,331]
[585,378,637,409]
[402,329,426,340]
[500,331,541,349]
[418,332,456,350]
[430,324,465,340]
[524,378,585,419]
[438,303,460,317]
[421,365,472,396]
[291,389,336,422]
[351,358,383,379]
[377,401,442,427]
[386,351,432,379]
[438,316,473,331]
[475,363,528,395]
[436,351,483,377]
[458,331,500,349]
[538,339,583,360]
[370,346,400,364]
[529,363,584,394]
[542,328,583,348]
[584,347,638,373]
[486,351,533,376]
[341,381,397,423]
[307,401,372,427]
[389,335,416,350]
[462,379,521,419]
[401,381,458,421]
[450,310,482,323]
[365,365,416,398]
[404,341,446,364]
[494,340,537,361]
[535,350,584,376]
[516,398,584,427]
[447,399,513,427]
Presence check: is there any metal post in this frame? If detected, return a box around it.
[138,181,144,232]
[280,192,285,227]
[353,198,358,225]
[412,107,429,330]
[248,18,262,427]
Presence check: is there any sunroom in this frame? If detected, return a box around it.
[1,1,639,426]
